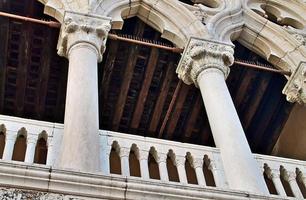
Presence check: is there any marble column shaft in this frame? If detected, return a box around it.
[176,38,269,194]
[56,11,111,172]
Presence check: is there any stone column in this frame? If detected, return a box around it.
[139,150,150,180]
[193,158,206,186]
[2,130,17,160]
[120,147,130,176]
[157,153,169,182]
[46,138,54,166]
[56,11,111,172]
[176,156,188,184]
[99,135,111,175]
[268,170,286,196]
[176,38,269,194]
[286,172,304,198]
[24,135,37,163]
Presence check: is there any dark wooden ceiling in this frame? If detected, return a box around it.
[0,0,293,155]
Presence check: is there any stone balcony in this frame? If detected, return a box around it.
[0,115,305,199]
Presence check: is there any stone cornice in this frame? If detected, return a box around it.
[283,62,306,104]
[57,11,111,62]
[176,37,234,87]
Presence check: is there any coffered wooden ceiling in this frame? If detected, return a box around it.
[0,0,293,154]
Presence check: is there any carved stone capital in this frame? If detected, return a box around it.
[192,158,204,169]
[176,37,234,87]
[175,156,186,166]
[57,11,111,62]
[119,147,130,158]
[283,62,306,104]
[139,150,149,161]
[157,153,168,164]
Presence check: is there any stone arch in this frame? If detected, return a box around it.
[296,168,306,198]
[129,143,141,177]
[166,149,179,182]
[238,0,306,73]
[102,0,208,47]
[0,125,5,159]
[263,163,278,195]
[203,155,216,187]
[280,165,294,197]
[37,0,208,48]
[185,152,198,184]
[148,146,160,180]
[12,128,27,162]
[109,141,121,174]
[34,131,48,164]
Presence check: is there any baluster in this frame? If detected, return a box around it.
[286,172,304,198]
[268,169,287,196]
[120,147,130,176]
[176,156,187,184]
[24,135,38,163]
[193,158,206,186]
[139,150,149,180]
[2,130,17,160]
[157,153,169,182]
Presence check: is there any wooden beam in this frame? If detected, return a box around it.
[100,40,119,103]
[183,93,202,139]
[243,74,271,131]
[148,60,175,133]
[0,10,9,113]
[130,47,159,129]
[36,27,52,119]
[112,21,145,130]
[164,83,190,139]
[15,22,30,116]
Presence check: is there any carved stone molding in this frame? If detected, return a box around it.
[57,11,111,62]
[283,62,306,104]
[176,37,234,87]
[0,188,64,200]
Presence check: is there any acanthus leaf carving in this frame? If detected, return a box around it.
[176,37,234,87]
[57,11,111,62]
[283,62,306,104]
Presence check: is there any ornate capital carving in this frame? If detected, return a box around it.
[119,147,130,158]
[192,158,204,169]
[157,153,168,164]
[176,37,234,87]
[139,150,149,161]
[175,156,186,166]
[283,62,306,104]
[57,11,111,62]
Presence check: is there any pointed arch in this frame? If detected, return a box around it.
[167,150,179,182]
[0,125,6,159]
[203,155,216,187]
[12,128,27,162]
[148,147,160,180]
[185,152,198,184]
[129,144,141,177]
[110,141,121,174]
[34,131,48,164]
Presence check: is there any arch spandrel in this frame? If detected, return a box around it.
[37,0,208,48]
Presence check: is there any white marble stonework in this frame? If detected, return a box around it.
[56,11,111,173]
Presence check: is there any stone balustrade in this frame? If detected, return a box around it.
[0,115,306,199]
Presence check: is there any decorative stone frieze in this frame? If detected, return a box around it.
[283,62,306,104]
[57,11,111,62]
[176,37,234,87]
[0,188,64,200]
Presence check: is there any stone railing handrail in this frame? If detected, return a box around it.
[1,115,306,199]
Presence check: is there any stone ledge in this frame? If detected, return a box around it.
[0,160,291,200]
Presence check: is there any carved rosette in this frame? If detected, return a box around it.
[57,11,111,62]
[283,62,306,104]
[176,37,234,87]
